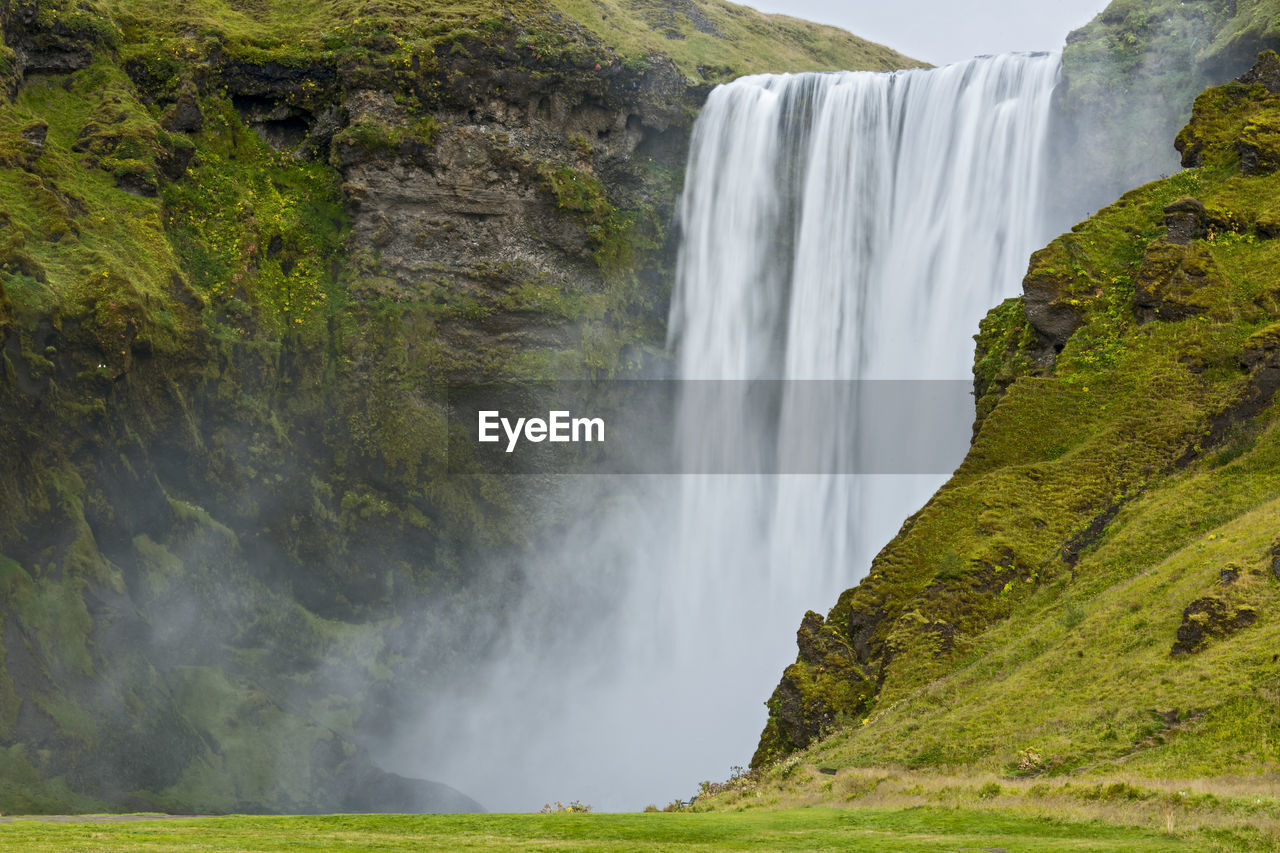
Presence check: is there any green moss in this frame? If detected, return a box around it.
[540,165,615,240]
[164,666,329,810]
[0,61,193,365]
[330,115,438,163]
[12,576,95,681]
[538,162,662,296]
[131,534,185,597]
[973,297,1040,424]
[756,64,1280,791]
[498,280,589,320]
[35,0,122,47]
[161,96,347,341]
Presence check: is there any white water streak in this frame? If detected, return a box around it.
[665,51,1060,690]
[393,52,1061,813]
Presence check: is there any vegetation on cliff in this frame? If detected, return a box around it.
[0,0,919,816]
[1053,0,1280,216]
[746,53,1280,849]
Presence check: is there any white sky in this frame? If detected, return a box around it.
[745,1,1114,66]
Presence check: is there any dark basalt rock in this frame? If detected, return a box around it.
[162,92,204,134]
[157,139,194,181]
[1237,49,1280,94]
[338,769,485,814]
[1162,197,1208,245]
[1021,250,1083,350]
[20,120,48,156]
[1240,326,1280,371]
[757,672,824,758]
[1171,597,1258,656]
[115,172,158,197]
[1237,118,1280,175]
[751,609,868,767]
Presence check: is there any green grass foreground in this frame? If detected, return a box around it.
[0,808,1219,851]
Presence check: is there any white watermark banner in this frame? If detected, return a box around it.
[445,380,974,475]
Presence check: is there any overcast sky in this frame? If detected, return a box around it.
[745,1,1113,66]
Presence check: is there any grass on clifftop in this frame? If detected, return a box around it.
[551,0,923,80]
[0,809,1227,852]
[104,0,919,83]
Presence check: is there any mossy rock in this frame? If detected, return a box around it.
[1176,53,1280,173]
[1133,241,1222,323]
[1170,596,1259,655]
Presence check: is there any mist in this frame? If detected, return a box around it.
[374,53,1062,812]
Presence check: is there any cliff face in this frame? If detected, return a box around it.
[1051,0,1280,220]
[0,0,917,814]
[755,49,1280,790]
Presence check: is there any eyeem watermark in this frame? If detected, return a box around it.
[447,380,974,475]
[478,410,605,453]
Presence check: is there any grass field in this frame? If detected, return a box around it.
[0,808,1238,852]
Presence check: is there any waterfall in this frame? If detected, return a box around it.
[663,50,1062,671]
[672,52,1060,381]
[391,52,1062,812]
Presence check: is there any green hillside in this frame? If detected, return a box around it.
[0,0,918,815]
[549,0,925,80]
[745,51,1280,851]
[93,0,918,85]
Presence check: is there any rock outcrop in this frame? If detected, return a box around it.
[755,50,1280,782]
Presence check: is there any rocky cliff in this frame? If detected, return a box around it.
[0,0,917,814]
[1052,0,1280,219]
[754,46,1280,801]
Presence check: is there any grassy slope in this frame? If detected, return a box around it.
[0,810,1221,851]
[106,0,920,82]
[551,0,924,80]
[744,52,1280,850]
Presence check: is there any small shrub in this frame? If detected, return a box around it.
[778,755,803,779]
[1015,747,1045,775]
[1060,600,1085,629]
[933,549,966,583]
[698,765,761,797]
